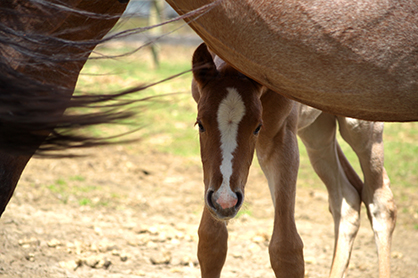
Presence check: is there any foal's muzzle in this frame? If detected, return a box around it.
[206,189,243,220]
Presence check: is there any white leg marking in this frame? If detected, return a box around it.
[216,88,246,205]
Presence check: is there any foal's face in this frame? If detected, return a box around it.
[192,43,263,220]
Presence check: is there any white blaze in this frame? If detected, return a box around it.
[216,88,245,199]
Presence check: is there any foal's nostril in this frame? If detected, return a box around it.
[207,190,216,209]
[235,191,243,209]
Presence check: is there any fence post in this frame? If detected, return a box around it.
[148,0,165,69]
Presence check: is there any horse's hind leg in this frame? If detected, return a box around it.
[298,112,361,278]
[0,153,32,216]
[197,207,228,278]
[337,117,396,278]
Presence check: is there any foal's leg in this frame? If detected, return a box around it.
[0,153,32,216]
[337,117,396,278]
[256,93,304,278]
[298,112,361,278]
[197,206,228,278]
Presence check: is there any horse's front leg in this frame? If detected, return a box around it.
[256,96,304,278]
[197,206,228,278]
[266,155,305,278]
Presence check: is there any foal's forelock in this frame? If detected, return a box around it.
[216,87,246,194]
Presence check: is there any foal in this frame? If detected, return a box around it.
[191,43,396,278]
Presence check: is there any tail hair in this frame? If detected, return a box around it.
[0,0,217,157]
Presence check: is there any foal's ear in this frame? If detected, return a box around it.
[192,43,218,86]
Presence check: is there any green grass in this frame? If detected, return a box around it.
[74,44,199,157]
[78,198,92,206]
[47,181,69,204]
[383,122,418,188]
[55,178,67,186]
[45,177,107,206]
[236,206,253,218]
[69,175,86,182]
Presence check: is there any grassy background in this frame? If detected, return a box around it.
[74,40,418,227]
[76,43,199,157]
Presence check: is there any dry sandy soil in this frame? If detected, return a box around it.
[0,143,417,278]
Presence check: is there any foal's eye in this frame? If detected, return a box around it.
[254,124,262,135]
[195,120,205,133]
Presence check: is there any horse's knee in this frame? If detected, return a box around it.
[269,234,305,278]
[370,202,397,234]
[197,216,228,257]
[366,189,397,234]
[362,169,397,233]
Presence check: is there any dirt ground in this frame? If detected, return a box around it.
[0,143,417,278]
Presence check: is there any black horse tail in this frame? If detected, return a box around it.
[0,0,216,157]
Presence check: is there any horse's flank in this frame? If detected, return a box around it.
[167,0,418,121]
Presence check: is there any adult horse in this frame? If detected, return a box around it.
[191,43,396,278]
[167,0,418,121]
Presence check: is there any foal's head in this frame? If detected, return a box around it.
[192,43,264,220]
